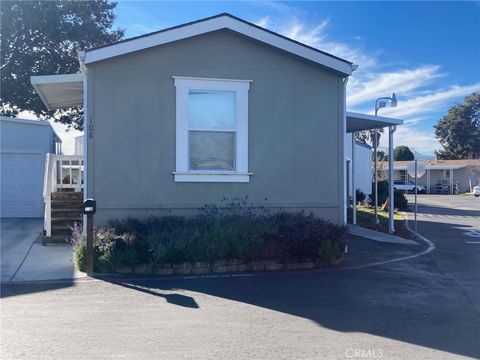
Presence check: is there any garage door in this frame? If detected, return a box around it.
[1,153,44,218]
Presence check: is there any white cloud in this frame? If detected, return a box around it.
[347,65,444,107]
[377,83,480,119]
[254,16,269,28]
[380,127,442,154]
[268,16,377,72]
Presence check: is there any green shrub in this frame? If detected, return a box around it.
[369,180,389,206]
[73,241,87,272]
[394,191,408,210]
[71,198,348,272]
[318,240,341,264]
[93,228,140,272]
[355,189,366,204]
[369,182,409,210]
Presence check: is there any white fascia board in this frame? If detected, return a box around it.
[84,16,352,75]
[31,73,83,85]
[346,111,404,126]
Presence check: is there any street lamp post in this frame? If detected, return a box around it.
[373,93,397,225]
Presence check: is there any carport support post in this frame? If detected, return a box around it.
[388,126,396,234]
[352,132,357,225]
[86,215,94,275]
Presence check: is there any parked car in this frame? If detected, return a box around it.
[473,185,480,197]
[393,180,426,193]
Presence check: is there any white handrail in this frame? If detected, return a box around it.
[43,153,53,236]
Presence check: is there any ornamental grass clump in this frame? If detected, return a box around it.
[68,222,87,272]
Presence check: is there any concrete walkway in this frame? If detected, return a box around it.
[348,225,420,246]
[1,218,85,282]
[12,243,86,281]
[1,218,43,281]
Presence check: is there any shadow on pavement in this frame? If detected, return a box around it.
[97,235,479,358]
[110,280,199,308]
[1,279,75,299]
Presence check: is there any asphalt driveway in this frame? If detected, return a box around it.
[0,218,43,281]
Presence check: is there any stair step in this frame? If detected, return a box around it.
[51,209,83,217]
[51,204,83,211]
[51,199,83,205]
[51,226,74,236]
[52,218,82,228]
[51,192,84,201]
[42,235,70,245]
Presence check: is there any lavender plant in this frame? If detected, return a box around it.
[66,222,84,246]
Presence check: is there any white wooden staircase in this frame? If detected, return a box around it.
[43,154,84,244]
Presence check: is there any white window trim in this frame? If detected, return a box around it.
[173,76,251,183]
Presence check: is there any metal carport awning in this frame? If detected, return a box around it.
[345,111,403,234]
[31,74,83,111]
[347,111,403,133]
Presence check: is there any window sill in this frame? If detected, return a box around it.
[173,171,252,183]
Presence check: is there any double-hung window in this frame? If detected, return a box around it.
[173,77,251,182]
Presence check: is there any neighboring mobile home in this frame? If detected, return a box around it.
[384,159,480,194]
[30,13,402,228]
[345,135,372,197]
[0,116,62,217]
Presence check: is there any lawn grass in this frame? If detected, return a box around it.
[348,205,412,238]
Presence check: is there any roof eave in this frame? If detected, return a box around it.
[83,14,353,76]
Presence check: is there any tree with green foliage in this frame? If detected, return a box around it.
[376,150,388,161]
[434,93,480,159]
[0,0,124,130]
[355,128,385,147]
[394,145,414,161]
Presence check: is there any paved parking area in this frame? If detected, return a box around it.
[405,194,480,312]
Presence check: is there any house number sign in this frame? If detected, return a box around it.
[88,117,94,139]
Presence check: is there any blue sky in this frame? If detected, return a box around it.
[111,0,480,154]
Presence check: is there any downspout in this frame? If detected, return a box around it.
[342,75,349,225]
[351,132,356,225]
[78,50,88,232]
[388,125,397,233]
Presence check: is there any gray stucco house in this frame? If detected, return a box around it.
[31,13,402,228]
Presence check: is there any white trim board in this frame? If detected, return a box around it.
[84,14,353,75]
[174,77,251,183]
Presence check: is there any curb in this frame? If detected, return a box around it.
[2,219,436,285]
[402,212,436,255]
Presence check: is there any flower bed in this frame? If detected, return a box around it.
[69,198,348,274]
